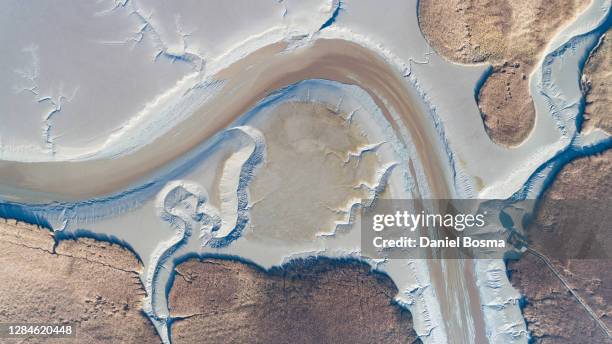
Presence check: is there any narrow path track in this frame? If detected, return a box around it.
[526,248,612,339]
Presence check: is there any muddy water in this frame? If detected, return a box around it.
[0,39,449,203]
[0,39,484,342]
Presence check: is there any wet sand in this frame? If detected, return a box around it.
[0,39,449,203]
[418,0,589,146]
[0,39,486,342]
[247,101,380,242]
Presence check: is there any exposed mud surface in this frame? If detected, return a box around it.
[247,101,380,243]
[169,257,421,344]
[0,220,160,343]
[418,0,588,146]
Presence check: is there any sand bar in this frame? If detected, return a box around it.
[0,39,450,203]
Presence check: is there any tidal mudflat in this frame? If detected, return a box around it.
[1,1,610,343]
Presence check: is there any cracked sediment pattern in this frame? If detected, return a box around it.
[0,39,449,203]
[0,219,160,343]
[506,24,612,342]
[418,0,589,146]
[247,101,380,242]
[582,30,611,134]
[168,258,421,344]
[1,2,609,344]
